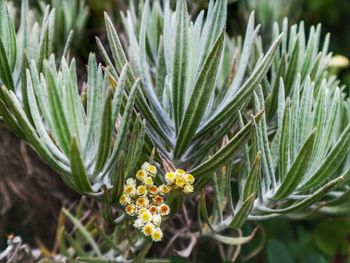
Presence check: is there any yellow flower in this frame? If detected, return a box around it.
[140,210,152,222]
[185,174,195,184]
[175,176,186,188]
[165,172,176,185]
[136,197,149,208]
[139,208,147,214]
[124,185,136,196]
[158,184,170,195]
[147,165,157,176]
[142,223,154,236]
[151,228,163,242]
[183,184,194,194]
[119,194,130,205]
[136,170,147,181]
[137,185,148,196]
[125,204,136,216]
[159,204,170,216]
[176,169,186,175]
[144,176,154,186]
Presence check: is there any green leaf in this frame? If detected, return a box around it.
[197,34,283,137]
[265,168,350,213]
[279,98,291,181]
[243,152,261,201]
[70,137,93,193]
[0,38,14,91]
[46,66,72,155]
[212,227,259,245]
[94,92,113,175]
[301,123,350,190]
[101,186,113,223]
[190,110,263,177]
[174,30,225,157]
[284,39,299,95]
[273,129,316,200]
[172,0,189,131]
[62,209,102,257]
[230,194,255,229]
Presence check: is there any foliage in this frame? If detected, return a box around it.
[0,0,350,261]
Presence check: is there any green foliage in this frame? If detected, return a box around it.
[98,0,282,177]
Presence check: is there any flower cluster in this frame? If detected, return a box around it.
[119,163,195,242]
[165,169,195,194]
[119,162,170,242]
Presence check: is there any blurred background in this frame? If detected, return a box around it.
[1,0,350,262]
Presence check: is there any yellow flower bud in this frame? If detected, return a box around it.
[176,169,186,175]
[136,197,149,208]
[137,185,148,196]
[142,223,155,236]
[165,172,176,185]
[185,174,195,184]
[124,185,136,197]
[125,204,136,216]
[183,184,194,194]
[144,176,154,186]
[140,210,152,222]
[175,176,186,188]
[158,184,170,195]
[147,165,157,176]
[136,170,147,181]
[119,194,129,205]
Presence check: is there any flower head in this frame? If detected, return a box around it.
[153,195,164,205]
[152,214,162,226]
[176,169,186,175]
[141,162,150,170]
[142,223,154,236]
[136,170,147,182]
[136,197,149,208]
[185,174,195,184]
[125,204,136,216]
[139,210,152,222]
[133,218,144,228]
[119,194,130,205]
[158,184,170,195]
[175,176,186,188]
[183,184,194,194]
[149,205,158,214]
[159,204,170,216]
[126,178,136,186]
[148,185,158,195]
[144,176,154,186]
[124,185,136,197]
[151,228,163,242]
[165,172,176,185]
[137,185,148,196]
[147,165,157,176]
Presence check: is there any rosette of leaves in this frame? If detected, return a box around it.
[0,51,145,196]
[178,24,350,255]
[98,0,283,179]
